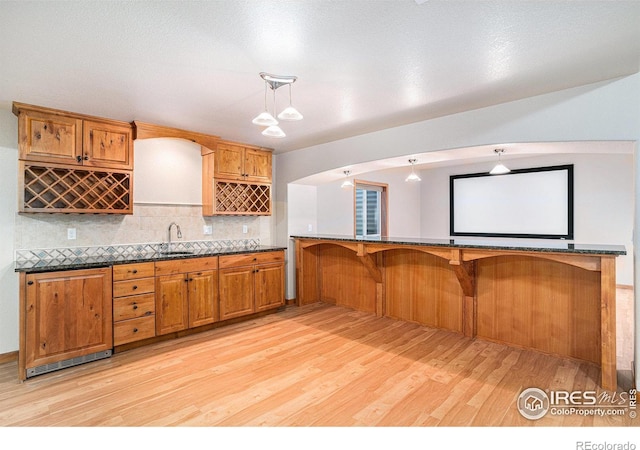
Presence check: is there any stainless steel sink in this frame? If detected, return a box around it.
[159,251,194,256]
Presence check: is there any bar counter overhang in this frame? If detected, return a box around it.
[291,234,627,391]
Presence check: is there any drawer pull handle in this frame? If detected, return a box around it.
[133,328,138,333]
[132,285,138,290]
[133,304,138,310]
[27,281,34,286]
[132,269,138,274]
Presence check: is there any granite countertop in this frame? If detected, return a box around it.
[15,245,287,273]
[290,234,627,256]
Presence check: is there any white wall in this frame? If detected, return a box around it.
[134,138,202,205]
[420,152,634,285]
[0,109,18,355]
[315,166,422,237]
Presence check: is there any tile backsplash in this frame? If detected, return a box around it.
[14,203,272,251]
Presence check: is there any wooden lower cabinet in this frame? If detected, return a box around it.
[155,257,219,335]
[219,251,285,321]
[113,262,156,345]
[21,267,113,379]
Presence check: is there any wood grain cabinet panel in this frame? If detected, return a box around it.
[113,263,156,346]
[214,142,272,183]
[219,251,285,321]
[16,108,83,164]
[82,120,133,170]
[24,268,113,374]
[219,266,255,320]
[155,274,190,335]
[155,258,219,334]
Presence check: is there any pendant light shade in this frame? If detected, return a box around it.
[490,149,510,175]
[278,84,303,121]
[262,125,286,138]
[252,111,278,126]
[405,159,421,182]
[252,80,278,126]
[341,170,354,188]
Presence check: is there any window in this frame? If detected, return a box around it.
[354,181,388,238]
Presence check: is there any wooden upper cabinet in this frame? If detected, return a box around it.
[13,102,133,170]
[16,107,83,165]
[244,148,272,182]
[82,120,132,169]
[214,142,272,183]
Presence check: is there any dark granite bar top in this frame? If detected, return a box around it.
[15,245,287,273]
[290,234,627,256]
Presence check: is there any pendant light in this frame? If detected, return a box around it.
[261,85,285,138]
[278,84,303,121]
[253,72,302,138]
[490,148,510,175]
[405,159,421,182]
[341,170,354,188]
[252,80,278,126]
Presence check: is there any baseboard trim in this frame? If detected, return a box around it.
[0,351,18,365]
[285,298,297,306]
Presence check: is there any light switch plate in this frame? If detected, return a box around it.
[242,225,248,234]
[203,225,213,235]
[67,228,77,240]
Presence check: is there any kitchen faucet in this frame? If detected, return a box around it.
[167,222,182,252]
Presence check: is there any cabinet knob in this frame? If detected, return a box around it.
[27,280,34,286]
[76,155,83,163]
[132,285,138,290]
[83,155,89,160]
[132,269,138,274]
[133,328,138,333]
[133,304,138,310]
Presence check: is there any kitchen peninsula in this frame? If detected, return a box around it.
[292,234,626,391]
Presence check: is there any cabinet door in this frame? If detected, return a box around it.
[214,143,245,180]
[219,266,255,320]
[155,274,189,335]
[82,120,133,170]
[17,109,83,164]
[244,148,272,182]
[24,268,113,370]
[188,270,218,328]
[255,262,285,312]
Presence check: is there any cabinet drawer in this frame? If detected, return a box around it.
[113,277,155,297]
[113,293,155,321]
[155,256,218,275]
[219,251,284,269]
[114,316,156,345]
[113,262,155,281]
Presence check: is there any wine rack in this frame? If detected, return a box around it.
[214,181,271,215]
[21,163,132,213]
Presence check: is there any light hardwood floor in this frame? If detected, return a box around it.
[0,302,636,427]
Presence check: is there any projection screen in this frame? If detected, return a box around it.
[449,165,574,239]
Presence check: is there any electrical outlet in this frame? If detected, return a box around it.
[307,224,313,232]
[242,224,248,234]
[67,228,76,240]
[203,225,213,235]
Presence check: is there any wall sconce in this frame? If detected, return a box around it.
[341,170,354,188]
[405,159,421,182]
[490,149,510,175]
[252,72,302,138]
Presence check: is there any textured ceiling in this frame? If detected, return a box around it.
[1,1,639,154]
